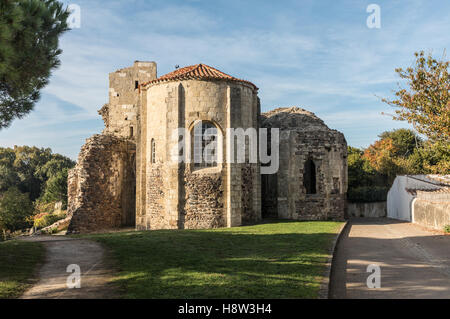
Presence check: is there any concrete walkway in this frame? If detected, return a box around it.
[20,236,118,299]
[330,218,450,299]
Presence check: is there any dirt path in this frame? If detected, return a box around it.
[19,236,118,299]
[330,218,450,299]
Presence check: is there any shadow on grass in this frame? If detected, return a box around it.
[89,221,342,299]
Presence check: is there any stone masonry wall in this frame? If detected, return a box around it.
[412,190,450,231]
[261,107,347,221]
[182,170,225,229]
[67,62,153,233]
[69,62,350,232]
[105,61,156,139]
[413,199,450,231]
[242,163,260,223]
[140,82,178,230]
[138,79,261,230]
[143,165,165,230]
[67,134,136,233]
[293,129,347,220]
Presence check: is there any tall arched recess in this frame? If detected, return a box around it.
[303,158,317,194]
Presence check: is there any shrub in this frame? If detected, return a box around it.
[444,225,450,233]
[45,227,58,235]
[34,211,66,229]
[34,201,59,215]
[0,187,34,237]
[348,186,389,203]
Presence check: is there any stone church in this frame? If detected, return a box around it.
[67,61,348,233]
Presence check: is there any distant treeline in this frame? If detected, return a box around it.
[0,146,75,235]
[348,128,450,202]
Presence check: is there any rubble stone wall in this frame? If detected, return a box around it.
[182,170,225,229]
[67,134,136,233]
[261,107,347,221]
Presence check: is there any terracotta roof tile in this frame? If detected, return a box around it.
[142,64,258,90]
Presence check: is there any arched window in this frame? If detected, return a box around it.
[192,121,218,169]
[303,158,316,194]
[151,139,156,164]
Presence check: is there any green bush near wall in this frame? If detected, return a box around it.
[348,186,389,203]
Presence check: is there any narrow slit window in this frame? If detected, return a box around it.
[151,139,156,164]
[135,81,139,89]
[130,126,134,138]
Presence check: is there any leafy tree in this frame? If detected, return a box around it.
[36,156,75,180]
[40,167,70,207]
[0,187,33,238]
[13,146,53,200]
[382,51,449,141]
[347,127,450,202]
[363,138,401,184]
[0,146,75,201]
[0,146,74,235]
[0,147,15,167]
[36,156,75,207]
[347,146,389,202]
[378,128,422,158]
[0,0,70,128]
[348,146,373,187]
[415,141,450,174]
[0,165,20,192]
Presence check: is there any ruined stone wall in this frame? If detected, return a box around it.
[104,61,156,139]
[292,129,347,220]
[67,134,136,233]
[67,62,154,233]
[261,107,347,221]
[138,79,261,230]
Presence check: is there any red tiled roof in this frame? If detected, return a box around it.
[142,64,258,90]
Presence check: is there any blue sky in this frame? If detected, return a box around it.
[0,0,449,159]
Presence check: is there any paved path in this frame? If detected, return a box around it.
[330,218,450,299]
[20,236,118,299]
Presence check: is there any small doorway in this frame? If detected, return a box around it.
[303,158,317,194]
[261,173,278,218]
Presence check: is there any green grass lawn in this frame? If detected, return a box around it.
[0,240,45,299]
[88,220,343,299]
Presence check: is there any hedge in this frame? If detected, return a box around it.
[348,186,389,203]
